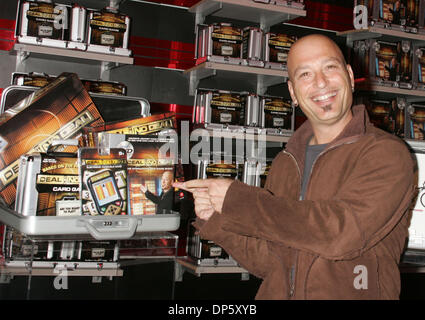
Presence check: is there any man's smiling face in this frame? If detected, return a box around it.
[287,35,355,131]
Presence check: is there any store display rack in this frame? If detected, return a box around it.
[175,257,249,281]
[184,0,305,96]
[338,25,425,100]
[190,0,306,30]
[185,61,289,96]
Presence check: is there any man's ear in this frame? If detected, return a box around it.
[346,64,355,90]
[287,80,298,106]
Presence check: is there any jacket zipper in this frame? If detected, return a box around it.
[282,151,302,200]
[282,139,359,298]
[289,251,299,298]
[282,151,301,298]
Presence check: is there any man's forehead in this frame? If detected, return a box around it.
[288,36,345,73]
[292,57,343,72]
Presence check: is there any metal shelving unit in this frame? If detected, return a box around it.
[13,44,134,65]
[185,0,305,96]
[180,1,300,277]
[190,0,306,30]
[338,26,425,43]
[175,257,249,281]
[185,61,289,96]
[12,44,134,80]
[338,25,425,101]
[191,123,291,143]
[0,229,179,299]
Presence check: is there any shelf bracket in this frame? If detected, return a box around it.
[92,276,103,283]
[188,67,216,96]
[100,61,119,81]
[0,272,12,284]
[194,1,222,30]
[109,0,122,10]
[256,73,287,95]
[174,261,184,282]
[15,49,30,73]
[241,272,250,281]
[260,13,292,32]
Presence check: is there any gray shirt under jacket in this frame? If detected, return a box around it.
[300,143,328,200]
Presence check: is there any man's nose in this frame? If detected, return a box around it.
[314,71,328,89]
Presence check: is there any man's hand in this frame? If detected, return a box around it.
[192,188,215,221]
[173,178,234,219]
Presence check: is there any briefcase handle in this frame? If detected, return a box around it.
[77,216,139,240]
[46,139,79,156]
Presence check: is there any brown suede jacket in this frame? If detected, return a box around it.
[194,104,416,300]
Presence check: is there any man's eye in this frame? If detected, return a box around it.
[299,72,310,79]
[326,64,338,70]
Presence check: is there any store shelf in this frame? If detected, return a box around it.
[185,61,288,95]
[338,26,425,44]
[192,124,291,143]
[176,257,248,277]
[13,43,134,66]
[189,0,306,29]
[355,81,425,99]
[400,265,425,274]
[0,262,123,278]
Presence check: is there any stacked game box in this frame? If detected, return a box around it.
[0,72,104,208]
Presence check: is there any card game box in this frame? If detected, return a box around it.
[354,0,421,33]
[3,227,119,262]
[4,229,57,260]
[412,44,425,90]
[406,102,425,140]
[373,40,406,85]
[359,96,406,137]
[16,0,69,48]
[68,3,87,50]
[187,158,244,265]
[99,133,178,216]
[242,159,258,186]
[242,92,261,127]
[192,88,206,124]
[81,112,176,147]
[0,72,104,208]
[187,220,236,265]
[242,27,264,67]
[11,72,56,88]
[259,95,295,135]
[352,39,413,89]
[79,147,127,216]
[15,144,80,217]
[119,235,178,258]
[77,240,119,262]
[242,159,272,187]
[195,23,246,66]
[204,90,245,129]
[82,79,127,96]
[264,33,297,70]
[86,7,131,56]
[205,161,243,179]
[11,72,127,96]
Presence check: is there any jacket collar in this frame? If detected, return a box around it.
[285,104,369,172]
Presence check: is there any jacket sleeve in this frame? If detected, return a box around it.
[145,190,160,204]
[218,138,416,261]
[194,214,283,279]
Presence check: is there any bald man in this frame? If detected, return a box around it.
[175,34,415,299]
[141,170,174,214]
